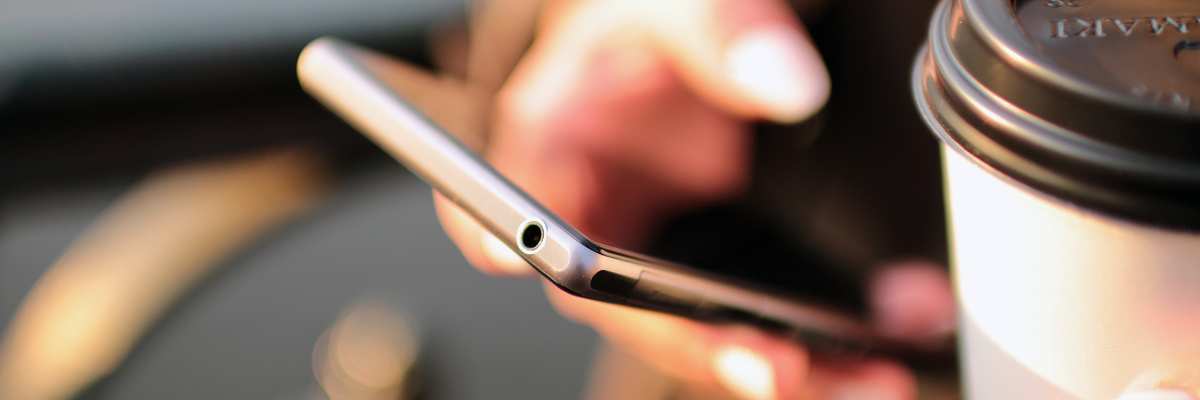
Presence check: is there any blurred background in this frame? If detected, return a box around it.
[0,1,608,399]
[0,0,952,398]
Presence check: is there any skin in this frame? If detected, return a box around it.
[433,0,957,398]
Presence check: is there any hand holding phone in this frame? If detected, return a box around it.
[299,36,874,344]
[302,19,955,396]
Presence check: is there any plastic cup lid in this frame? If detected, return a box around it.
[914,0,1200,229]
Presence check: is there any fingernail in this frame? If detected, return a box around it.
[725,27,829,123]
[480,233,529,274]
[713,346,777,400]
[1117,389,1196,400]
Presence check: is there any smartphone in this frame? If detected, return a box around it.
[297,38,880,354]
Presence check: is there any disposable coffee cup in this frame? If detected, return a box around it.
[913,0,1200,398]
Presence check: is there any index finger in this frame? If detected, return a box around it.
[586,0,832,122]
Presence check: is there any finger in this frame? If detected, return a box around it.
[629,0,830,122]
[1120,363,1200,400]
[519,0,827,124]
[543,284,809,400]
[803,358,918,400]
[534,44,751,202]
[869,260,956,342]
[432,192,532,276]
[434,4,747,271]
[493,27,750,246]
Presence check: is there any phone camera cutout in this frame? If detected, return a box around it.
[517,219,546,254]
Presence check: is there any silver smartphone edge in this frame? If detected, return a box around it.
[297,37,876,350]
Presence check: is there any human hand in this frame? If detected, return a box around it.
[433,0,955,398]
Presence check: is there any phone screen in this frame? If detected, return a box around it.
[643,204,868,317]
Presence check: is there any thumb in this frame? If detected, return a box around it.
[632,0,830,123]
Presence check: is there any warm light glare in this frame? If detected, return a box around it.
[331,304,417,390]
[712,346,776,400]
[315,301,419,400]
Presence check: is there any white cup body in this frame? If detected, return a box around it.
[942,145,1200,399]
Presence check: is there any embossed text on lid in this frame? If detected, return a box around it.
[1016,0,1200,113]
